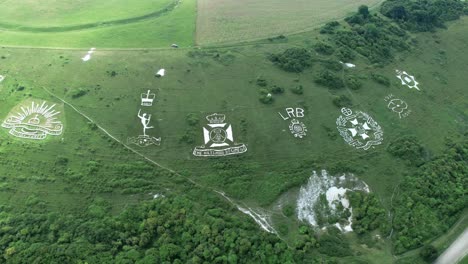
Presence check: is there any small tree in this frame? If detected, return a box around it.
[420,245,438,262]
[359,5,370,18]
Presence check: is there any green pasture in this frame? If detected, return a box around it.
[0,0,173,27]
[0,0,196,48]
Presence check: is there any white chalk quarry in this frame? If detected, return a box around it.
[297,170,369,233]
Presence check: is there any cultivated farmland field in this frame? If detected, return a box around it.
[196,0,382,45]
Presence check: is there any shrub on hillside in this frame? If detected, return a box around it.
[420,245,438,262]
[371,73,391,86]
[259,88,273,104]
[313,42,335,55]
[336,47,356,61]
[314,70,344,89]
[345,75,363,90]
[70,88,87,99]
[381,0,467,32]
[332,95,352,108]
[387,135,427,166]
[268,48,312,72]
[322,60,342,71]
[270,85,285,94]
[256,78,268,87]
[323,5,411,64]
[291,85,304,95]
[320,21,341,34]
[317,228,353,257]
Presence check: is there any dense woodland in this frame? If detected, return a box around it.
[392,135,467,253]
[0,191,297,263]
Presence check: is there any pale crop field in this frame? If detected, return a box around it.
[196,0,382,45]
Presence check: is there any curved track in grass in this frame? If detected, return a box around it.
[0,0,180,33]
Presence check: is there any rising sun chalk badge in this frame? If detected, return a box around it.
[2,101,63,140]
[193,113,247,157]
[336,108,383,150]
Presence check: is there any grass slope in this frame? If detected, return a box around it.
[0,6,466,264]
[1,17,466,207]
[0,0,196,48]
[0,0,173,27]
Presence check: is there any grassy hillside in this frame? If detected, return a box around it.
[0,0,173,27]
[0,1,466,263]
[0,0,196,48]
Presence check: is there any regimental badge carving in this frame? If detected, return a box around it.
[384,94,411,118]
[193,113,247,157]
[0,75,5,83]
[278,107,307,138]
[2,101,63,140]
[289,119,307,138]
[127,109,161,147]
[396,70,420,91]
[141,90,156,106]
[336,108,383,150]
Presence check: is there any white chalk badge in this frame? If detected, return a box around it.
[278,107,307,138]
[336,108,383,150]
[2,101,63,140]
[193,113,247,157]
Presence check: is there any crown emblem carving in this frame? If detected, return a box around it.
[206,113,225,124]
[141,90,156,106]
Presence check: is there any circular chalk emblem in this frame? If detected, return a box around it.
[336,108,383,150]
[210,127,227,143]
[289,119,307,138]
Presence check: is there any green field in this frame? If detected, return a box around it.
[0,0,173,27]
[0,0,196,48]
[196,0,383,45]
[0,0,467,263]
